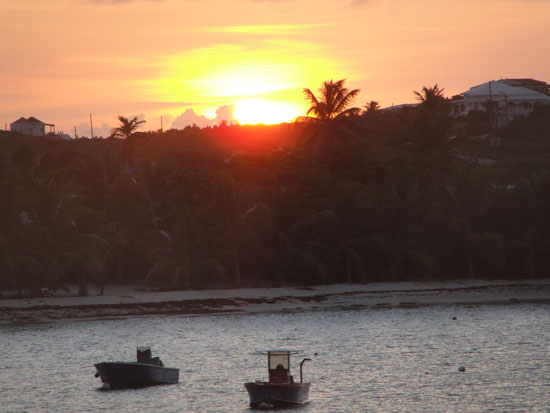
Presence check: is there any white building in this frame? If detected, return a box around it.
[10,116,55,136]
[452,79,550,121]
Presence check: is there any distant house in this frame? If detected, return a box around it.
[499,78,550,96]
[451,79,550,121]
[381,103,419,112]
[10,116,55,136]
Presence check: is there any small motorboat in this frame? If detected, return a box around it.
[94,346,179,389]
[244,350,311,408]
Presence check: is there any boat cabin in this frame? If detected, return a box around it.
[137,346,164,366]
[268,350,292,383]
[245,350,312,407]
[258,350,310,384]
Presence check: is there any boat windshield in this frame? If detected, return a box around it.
[268,351,290,370]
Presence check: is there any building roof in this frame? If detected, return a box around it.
[381,103,418,112]
[461,80,550,102]
[26,116,44,123]
[11,116,45,124]
[500,78,549,88]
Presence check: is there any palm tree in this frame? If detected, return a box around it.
[413,84,446,110]
[363,100,380,114]
[302,79,361,120]
[146,204,222,289]
[440,170,506,278]
[111,116,146,139]
[409,83,455,161]
[297,80,365,153]
[30,179,109,296]
[378,179,440,281]
[111,115,145,171]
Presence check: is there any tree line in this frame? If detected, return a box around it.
[1,79,550,296]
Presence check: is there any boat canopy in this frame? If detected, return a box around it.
[256,350,303,356]
[256,350,303,370]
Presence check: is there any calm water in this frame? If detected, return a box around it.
[1,303,548,412]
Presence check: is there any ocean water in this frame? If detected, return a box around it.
[0,303,548,412]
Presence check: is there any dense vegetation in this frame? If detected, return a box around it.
[2,87,550,296]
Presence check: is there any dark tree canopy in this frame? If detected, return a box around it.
[303,79,361,120]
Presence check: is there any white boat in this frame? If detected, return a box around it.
[244,350,311,408]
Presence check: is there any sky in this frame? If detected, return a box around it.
[1,0,549,137]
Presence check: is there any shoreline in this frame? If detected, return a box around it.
[1,279,549,326]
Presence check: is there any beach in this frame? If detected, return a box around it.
[1,279,549,325]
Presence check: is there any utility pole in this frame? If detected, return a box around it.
[89,113,94,139]
[74,126,78,139]
[160,116,163,132]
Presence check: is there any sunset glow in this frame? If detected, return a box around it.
[147,40,340,126]
[234,99,302,125]
[1,0,549,136]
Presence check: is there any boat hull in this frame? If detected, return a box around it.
[244,382,310,408]
[94,362,179,389]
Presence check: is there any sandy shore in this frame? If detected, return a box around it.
[1,279,549,325]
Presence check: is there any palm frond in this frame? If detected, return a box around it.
[335,107,362,119]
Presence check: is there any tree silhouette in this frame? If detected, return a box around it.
[413,84,446,110]
[409,83,454,162]
[440,170,505,278]
[111,115,145,171]
[303,79,361,120]
[363,100,381,114]
[146,204,222,289]
[5,103,550,294]
[111,116,146,139]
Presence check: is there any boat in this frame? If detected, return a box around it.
[94,346,179,389]
[244,350,311,408]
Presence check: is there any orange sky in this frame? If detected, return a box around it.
[1,0,549,136]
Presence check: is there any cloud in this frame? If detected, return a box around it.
[75,121,112,139]
[170,109,211,129]
[170,105,235,129]
[214,105,236,124]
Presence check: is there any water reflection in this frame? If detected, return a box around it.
[0,303,548,412]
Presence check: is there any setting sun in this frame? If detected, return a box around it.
[234,98,302,125]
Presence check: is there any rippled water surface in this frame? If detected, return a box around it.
[1,303,549,412]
